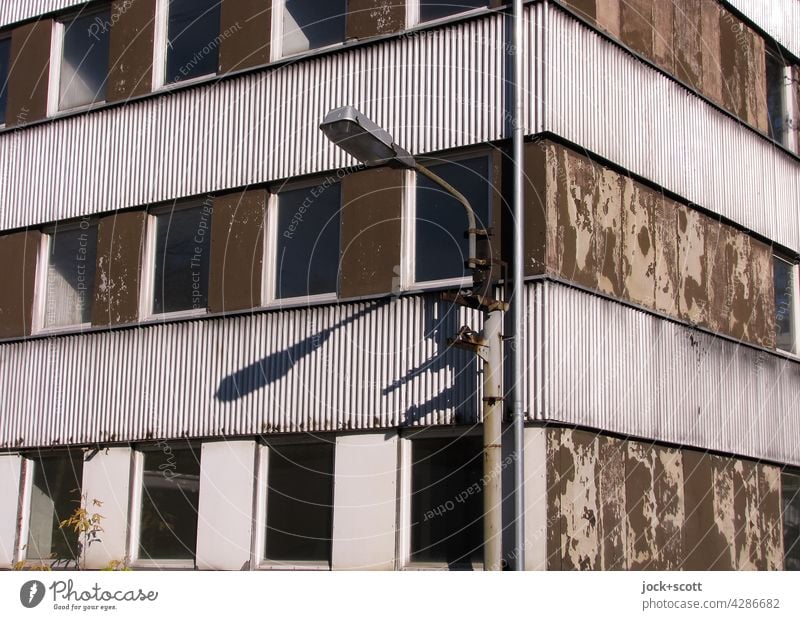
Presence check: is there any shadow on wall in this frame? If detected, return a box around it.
[214,296,479,426]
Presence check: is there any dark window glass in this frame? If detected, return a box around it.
[282,0,346,56]
[419,0,488,23]
[139,444,200,561]
[59,10,110,110]
[26,452,84,563]
[265,442,334,563]
[774,257,796,353]
[765,50,786,142]
[0,38,10,124]
[166,0,221,83]
[785,472,800,570]
[410,436,483,566]
[44,223,97,328]
[276,182,340,299]
[153,204,212,314]
[415,155,491,283]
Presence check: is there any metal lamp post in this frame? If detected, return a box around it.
[320,106,507,570]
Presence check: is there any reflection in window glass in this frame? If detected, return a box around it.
[153,203,212,314]
[0,38,10,124]
[138,444,200,561]
[43,224,97,328]
[410,436,483,566]
[276,183,340,299]
[265,442,334,563]
[785,472,800,570]
[59,10,110,110]
[774,257,796,353]
[26,452,84,563]
[166,0,221,83]
[415,155,490,283]
[765,50,786,143]
[419,0,489,23]
[282,0,347,56]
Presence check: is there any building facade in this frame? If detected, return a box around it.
[0,0,798,570]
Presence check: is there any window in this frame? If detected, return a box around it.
[784,471,800,570]
[765,48,788,144]
[146,201,212,316]
[164,0,221,84]
[409,434,483,567]
[419,0,489,23]
[0,37,10,125]
[38,221,98,330]
[414,154,491,284]
[263,441,334,565]
[279,0,346,57]
[774,256,798,354]
[57,9,111,110]
[273,181,341,300]
[24,452,84,565]
[135,443,200,563]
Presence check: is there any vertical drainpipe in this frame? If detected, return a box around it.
[512,0,526,570]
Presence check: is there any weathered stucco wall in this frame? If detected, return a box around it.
[525,140,777,349]
[546,427,784,570]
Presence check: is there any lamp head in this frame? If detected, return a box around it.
[320,106,414,167]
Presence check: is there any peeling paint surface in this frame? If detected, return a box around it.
[677,205,707,326]
[622,179,655,309]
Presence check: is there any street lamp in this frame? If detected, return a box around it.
[320,106,507,571]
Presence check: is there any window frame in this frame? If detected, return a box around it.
[263,178,342,307]
[398,426,484,571]
[127,442,201,569]
[413,0,490,27]
[252,435,335,571]
[32,218,98,334]
[140,200,212,322]
[16,450,86,568]
[406,148,495,293]
[783,468,800,571]
[270,0,349,61]
[47,5,111,116]
[774,254,800,356]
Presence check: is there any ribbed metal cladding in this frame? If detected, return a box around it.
[0,294,484,448]
[0,0,87,28]
[540,3,800,253]
[0,14,508,231]
[527,281,800,467]
[726,0,800,59]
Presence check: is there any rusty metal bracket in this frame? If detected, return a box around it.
[441,290,509,313]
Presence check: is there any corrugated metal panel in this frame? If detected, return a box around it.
[528,281,800,467]
[0,294,483,448]
[0,0,88,28]
[726,0,800,58]
[540,3,800,253]
[0,14,509,230]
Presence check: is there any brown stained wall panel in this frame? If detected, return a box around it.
[219,0,271,74]
[672,0,702,91]
[6,20,52,126]
[208,190,265,313]
[748,239,775,348]
[597,434,626,569]
[677,205,707,326]
[726,230,753,342]
[732,459,763,570]
[625,441,659,569]
[620,0,653,62]
[652,445,684,569]
[594,167,623,298]
[523,140,551,276]
[556,148,596,289]
[757,465,784,570]
[545,427,563,571]
[719,8,748,121]
[705,219,731,336]
[92,210,146,326]
[621,178,655,310]
[107,0,157,102]
[562,0,596,23]
[747,32,769,134]
[653,197,679,316]
[700,0,723,106]
[346,0,406,40]
[0,230,41,339]
[651,0,673,74]
[595,0,621,39]
[339,167,404,299]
